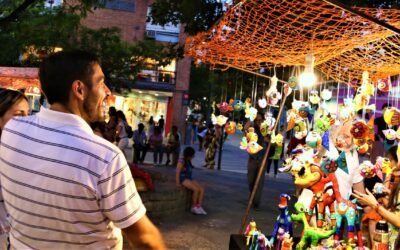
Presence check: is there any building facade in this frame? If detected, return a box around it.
[81,0,191,136]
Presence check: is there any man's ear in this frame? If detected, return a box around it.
[71,80,87,101]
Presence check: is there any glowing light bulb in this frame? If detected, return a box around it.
[299,72,316,87]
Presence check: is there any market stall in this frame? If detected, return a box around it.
[185,0,400,249]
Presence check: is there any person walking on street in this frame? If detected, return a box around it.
[148,116,155,138]
[115,110,129,157]
[203,124,219,170]
[148,126,164,166]
[104,106,118,142]
[158,115,165,134]
[165,125,181,166]
[0,50,165,249]
[132,123,148,164]
[245,112,267,209]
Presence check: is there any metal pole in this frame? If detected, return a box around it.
[217,125,224,170]
[239,92,288,233]
[322,0,400,35]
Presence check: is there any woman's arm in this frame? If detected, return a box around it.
[176,162,183,187]
[353,189,400,228]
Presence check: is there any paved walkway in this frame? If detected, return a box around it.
[123,133,300,249]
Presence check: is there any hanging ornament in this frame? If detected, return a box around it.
[211,114,228,126]
[225,121,236,135]
[258,98,267,108]
[271,132,284,147]
[245,127,258,143]
[233,100,244,112]
[320,156,337,174]
[335,151,349,174]
[288,76,298,89]
[377,77,392,92]
[350,120,369,139]
[359,161,377,178]
[383,129,397,141]
[305,131,322,149]
[245,107,258,121]
[309,90,320,105]
[320,89,332,101]
[260,120,269,136]
[266,75,282,106]
[264,112,276,134]
[283,83,293,96]
[376,156,392,175]
[384,107,400,126]
[360,71,374,96]
[240,139,263,155]
[227,99,235,112]
[356,142,369,155]
[218,101,229,113]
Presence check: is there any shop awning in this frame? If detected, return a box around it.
[0,67,39,90]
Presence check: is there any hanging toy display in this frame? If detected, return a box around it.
[309,90,320,105]
[260,120,269,137]
[293,118,308,139]
[271,132,284,147]
[350,120,369,139]
[384,107,400,126]
[244,220,258,246]
[377,77,392,92]
[266,75,282,107]
[225,121,236,135]
[240,138,263,155]
[233,100,244,112]
[320,89,332,101]
[258,97,267,109]
[376,156,392,175]
[211,114,228,126]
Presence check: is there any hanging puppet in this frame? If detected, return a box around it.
[266,75,282,107]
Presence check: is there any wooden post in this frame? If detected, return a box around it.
[239,93,288,233]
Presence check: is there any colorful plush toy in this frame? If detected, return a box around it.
[211,114,228,126]
[218,101,229,113]
[258,98,267,109]
[359,160,377,178]
[306,131,322,149]
[269,194,293,249]
[376,156,392,175]
[271,132,284,147]
[383,128,397,141]
[245,107,258,122]
[350,120,369,139]
[260,120,269,136]
[334,197,363,248]
[288,76,298,89]
[266,75,282,106]
[244,220,257,246]
[384,107,400,126]
[240,139,263,155]
[320,89,332,101]
[225,121,236,135]
[377,77,392,92]
[291,202,336,250]
[233,100,244,112]
[264,112,276,134]
[227,99,235,112]
[309,90,320,105]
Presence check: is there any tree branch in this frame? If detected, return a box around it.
[0,0,39,28]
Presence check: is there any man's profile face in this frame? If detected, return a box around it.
[82,63,110,123]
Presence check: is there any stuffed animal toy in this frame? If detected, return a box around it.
[266,75,282,106]
[225,121,236,135]
[258,98,267,108]
[218,101,229,113]
[306,131,322,149]
[384,107,400,126]
[245,107,258,122]
[377,77,392,92]
[309,90,321,105]
[211,114,228,126]
[233,100,244,112]
[383,129,397,141]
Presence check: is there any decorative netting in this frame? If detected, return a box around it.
[185,0,400,83]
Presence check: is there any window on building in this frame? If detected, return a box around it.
[104,0,135,12]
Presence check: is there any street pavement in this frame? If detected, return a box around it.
[124,133,301,250]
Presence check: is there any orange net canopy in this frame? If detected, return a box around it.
[185,0,400,83]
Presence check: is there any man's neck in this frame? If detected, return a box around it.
[49,103,78,116]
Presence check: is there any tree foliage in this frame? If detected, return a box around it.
[150,0,224,35]
[0,0,182,81]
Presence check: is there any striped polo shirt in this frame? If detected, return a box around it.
[0,107,146,249]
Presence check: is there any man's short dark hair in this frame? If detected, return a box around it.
[39,50,100,105]
[382,103,392,110]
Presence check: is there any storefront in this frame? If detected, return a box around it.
[107,89,172,133]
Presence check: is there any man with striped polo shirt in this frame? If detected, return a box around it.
[0,51,165,249]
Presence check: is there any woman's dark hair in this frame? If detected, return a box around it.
[0,88,28,117]
[116,110,126,121]
[149,116,154,124]
[386,145,398,163]
[39,50,100,105]
[183,146,195,161]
